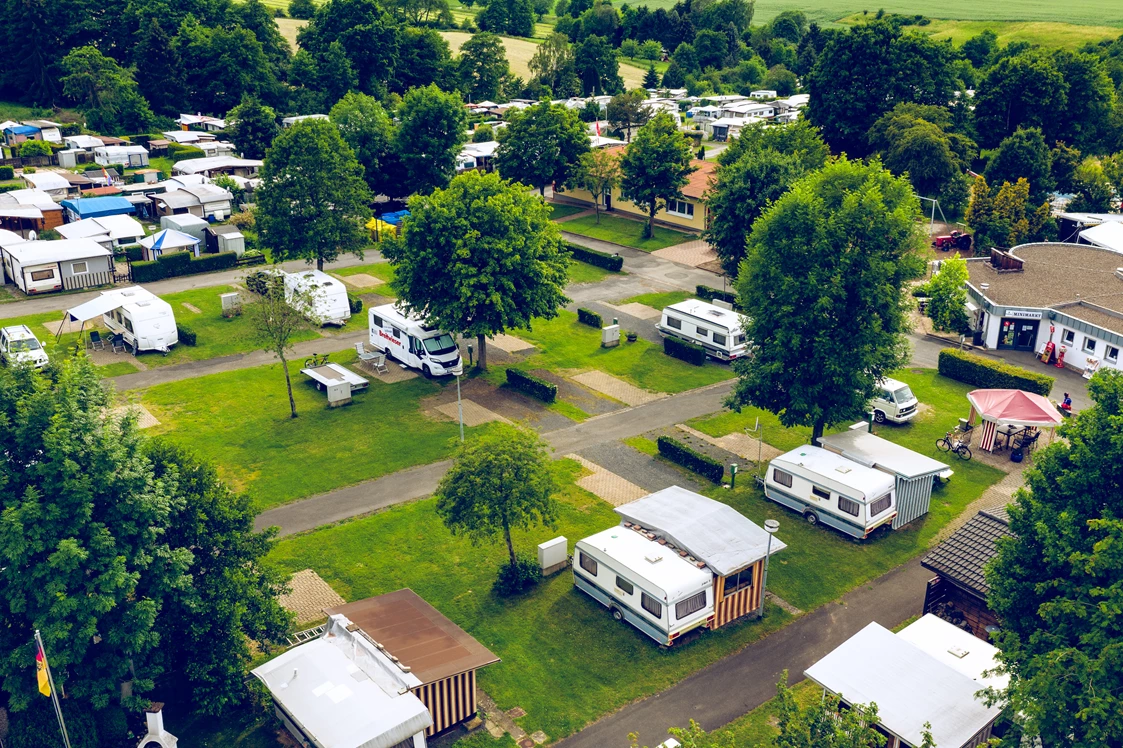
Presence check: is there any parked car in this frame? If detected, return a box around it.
[870,377,920,424]
[0,324,49,368]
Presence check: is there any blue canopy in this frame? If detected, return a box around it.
[381,210,411,226]
[60,197,136,219]
[5,125,39,136]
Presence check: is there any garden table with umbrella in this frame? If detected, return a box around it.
[965,389,1063,454]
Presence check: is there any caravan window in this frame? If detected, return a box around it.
[725,568,753,594]
[695,327,709,339]
[713,333,727,346]
[666,316,682,330]
[641,593,662,618]
[371,315,384,328]
[811,486,831,501]
[124,316,134,333]
[735,334,747,345]
[676,591,707,619]
[772,469,793,488]
[838,496,860,517]
[615,576,634,595]
[579,552,598,576]
[71,261,88,274]
[391,327,401,339]
[29,269,54,281]
[869,494,892,516]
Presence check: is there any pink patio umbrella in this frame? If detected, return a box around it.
[966,389,1063,452]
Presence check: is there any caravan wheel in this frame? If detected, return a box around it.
[611,607,624,622]
[803,510,819,526]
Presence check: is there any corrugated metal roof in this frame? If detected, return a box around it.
[819,430,948,479]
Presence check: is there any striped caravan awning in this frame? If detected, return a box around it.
[978,420,998,452]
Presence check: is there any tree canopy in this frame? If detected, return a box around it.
[495,102,590,194]
[227,95,280,160]
[984,127,1053,204]
[59,46,153,134]
[392,84,468,196]
[329,91,396,197]
[619,112,697,238]
[458,32,511,102]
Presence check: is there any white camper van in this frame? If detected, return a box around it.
[283,269,351,326]
[765,446,897,540]
[0,324,49,368]
[574,527,714,646]
[65,286,178,354]
[368,304,462,377]
[656,299,748,361]
[869,377,920,424]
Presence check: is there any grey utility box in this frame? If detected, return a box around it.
[601,324,620,348]
[327,381,353,407]
[538,536,568,576]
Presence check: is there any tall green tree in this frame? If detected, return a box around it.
[434,423,558,569]
[605,89,652,142]
[457,32,511,102]
[176,23,281,113]
[393,27,455,93]
[973,51,1068,149]
[496,102,590,194]
[529,33,580,97]
[619,112,697,238]
[133,18,183,117]
[986,370,1123,746]
[729,158,925,443]
[297,0,401,96]
[477,0,535,36]
[257,120,372,270]
[924,254,970,334]
[227,96,280,160]
[577,147,620,223]
[59,46,153,134]
[964,175,1056,251]
[246,276,319,418]
[392,84,468,196]
[382,170,570,370]
[984,127,1053,204]
[1068,158,1116,212]
[575,34,624,95]
[643,64,660,88]
[330,91,395,197]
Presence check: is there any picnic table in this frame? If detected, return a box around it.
[300,363,369,392]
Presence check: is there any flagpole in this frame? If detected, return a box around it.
[34,630,72,748]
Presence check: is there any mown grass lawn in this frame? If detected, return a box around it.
[561,214,694,252]
[496,309,734,394]
[333,261,397,297]
[0,284,16,303]
[548,203,588,221]
[137,351,478,509]
[568,259,616,285]
[267,459,793,743]
[619,289,695,310]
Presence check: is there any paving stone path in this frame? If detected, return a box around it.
[110,404,160,429]
[433,398,510,427]
[676,423,782,465]
[604,301,661,320]
[488,333,536,353]
[651,240,719,269]
[567,454,649,506]
[339,273,381,289]
[277,569,346,625]
[572,370,666,407]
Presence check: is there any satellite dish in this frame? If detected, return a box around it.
[27,230,36,241]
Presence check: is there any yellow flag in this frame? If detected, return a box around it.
[36,644,50,697]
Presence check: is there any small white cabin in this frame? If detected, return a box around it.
[656,299,747,361]
[64,286,178,354]
[368,303,462,376]
[574,527,714,646]
[765,446,897,540]
[283,270,350,326]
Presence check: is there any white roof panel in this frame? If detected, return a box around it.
[3,238,111,265]
[772,445,897,499]
[665,299,744,333]
[21,171,71,191]
[818,430,948,479]
[897,615,1008,692]
[56,215,145,242]
[578,526,713,600]
[1079,221,1123,253]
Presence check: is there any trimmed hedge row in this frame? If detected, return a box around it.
[695,284,739,308]
[169,143,207,162]
[505,368,557,403]
[663,335,706,365]
[0,165,13,180]
[657,436,725,483]
[938,348,1054,396]
[132,251,238,283]
[577,307,602,327]
[176,325,197,346]
[566,242,624,271]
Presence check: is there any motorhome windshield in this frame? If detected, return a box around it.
[10,339,40,352]
[422,333,457,355]
[892,385,915,403]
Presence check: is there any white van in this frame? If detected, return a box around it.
[368,304,462,377]
[96,287,178,354]
[656,299,748,361]
[870,377,920,424]
[283,269,351,326]
[765,446,897,540]
[574,527,714,646]
[0,324,49,368]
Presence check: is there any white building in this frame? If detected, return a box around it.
[56,215,146,248]
[94,145,149,167]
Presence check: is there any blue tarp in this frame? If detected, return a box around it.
[60,197,136,219]
[4,125,39,136]
[381,210,410,226]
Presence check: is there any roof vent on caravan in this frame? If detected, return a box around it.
[645,553,663,564]
[835,465,852,474]
[948,645,969,659]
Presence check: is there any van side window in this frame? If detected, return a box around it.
[124,316,134,333]
[773,469,793,488]
[713,333,727,346]
[838,496,860,517]
[641,593,662,618]
[372,315,383,328]
[579,552,598,575]
[615,576,633,595]
[811,486,831,500]
[391,327,401,339]
[676,591,707,619]
[666,316,682,330]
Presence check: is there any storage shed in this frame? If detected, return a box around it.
[159,213,210,243]
[615,487,786,629]
[205,224,245,256]
[327,589,500,737]
[819,430,948,529]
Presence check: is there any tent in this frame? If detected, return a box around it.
[966,389,1063,452]
[1079,221,1123,254]
[139,228,200,260]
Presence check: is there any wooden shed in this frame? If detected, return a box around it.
[615,486,786,631]
[328,589,500,736]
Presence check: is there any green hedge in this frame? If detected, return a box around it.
[657,436,725,483]
[348,294,363,314]
[566,242,624,271]
[505,368,557,403]
[937,348,1054,396]
[168,143,206,162]
[132,251,238,283]
[663,336,707,365]
[176,324,197,346]
[577,307,602,327]
[0,165,13,180]
[695,284,739,308]
[114,245,143,262]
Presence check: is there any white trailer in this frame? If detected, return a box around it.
[64,286,178,354]
[574,527,715,646]
[765,446,897,540]
[656,299,748,361]
[283,269,351,326]
[368,304,462,377]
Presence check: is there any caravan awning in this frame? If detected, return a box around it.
[1079,221,1123,254]
[0,206,43,219]
[65,293,125,323]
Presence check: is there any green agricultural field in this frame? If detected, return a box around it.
[838,14,1123,48]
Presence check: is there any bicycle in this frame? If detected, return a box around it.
[936,430,972,461]
[304,353,329,368]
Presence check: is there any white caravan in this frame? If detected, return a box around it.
[869,377,921,424]
[283,269,351,326]
[368,304,462,377]
[574,527,714,646]
[0,324,49,368]
[65,286,178,354]
[656,299,748,361]
[765,445,897,540]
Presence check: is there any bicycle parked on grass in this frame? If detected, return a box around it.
[304,353,329,368]
[936,428,973,460]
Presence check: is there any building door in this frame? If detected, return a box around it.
[999,318,1038,350]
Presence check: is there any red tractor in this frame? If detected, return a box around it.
[933,230,972,253]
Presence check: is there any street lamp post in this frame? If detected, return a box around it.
[758,519,779,618]
[454,361,465,442]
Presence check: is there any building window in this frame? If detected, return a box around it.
[1107,345,1119,363]
[773,469,793,488]
[29,269,54,281]
[666,316,682,330]
[676,591,707,619]
[1083,337,1097,354]
[641,592,662,618]
[724,568,753,594]
[838,496,860,517]
[71,261,88,274]
[713,333,727,346]
[615,576,634,595]
[579,552,598,575]
[666,199,695,218]
[1062,329,1075,345]
[812,486,831,501]
[870,494,892,516]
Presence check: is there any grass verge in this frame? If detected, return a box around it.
[549,203,588,221]
[619,290,695,310]
[568,259,616,285]
[561,214,694,252]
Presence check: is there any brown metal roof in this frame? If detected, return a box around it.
[966,243,1123,316]
[921,509,1013,599]
[681,159,716,200]
[327,589,499,684]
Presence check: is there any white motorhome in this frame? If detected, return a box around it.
[283,269,351,326]
[0,324,49,368]
[765,446,898,540]
[574,527,714,646]
[368,304,462,377]
[870,377,920,424]
[656,299,748,361]
[64,286,178,354]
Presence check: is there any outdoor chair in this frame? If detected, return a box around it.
[111,333,127,354]
[88,331,105,351]
[1014,431,1040,453]
[355,341,380,371]
[370,351,388,375]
